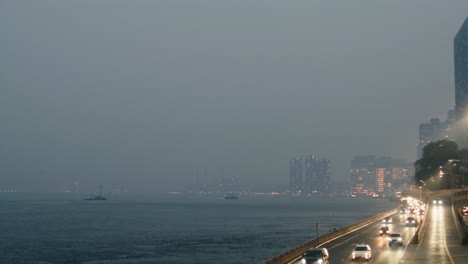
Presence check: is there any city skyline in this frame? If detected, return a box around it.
[349,155,412,195]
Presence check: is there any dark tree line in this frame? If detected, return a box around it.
[414,140,468,190]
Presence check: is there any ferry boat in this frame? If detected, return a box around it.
[224,193,239,200]
[84,185,107,200]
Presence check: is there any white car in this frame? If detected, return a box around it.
[352,244,372,261]
[388,233,403,246]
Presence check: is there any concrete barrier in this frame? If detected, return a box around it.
[262,206,400,264]
[411,200,429,244]
[451,189,468,245]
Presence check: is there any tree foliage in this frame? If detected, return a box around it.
[414,140,460,189]
[458,148,468,160]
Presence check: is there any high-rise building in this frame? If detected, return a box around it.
[392,159,412,187]
[417,109,457,160]
[304,155,331,194]
[375,168,385,193]
[417,118,444,159]
[375,157,393,194]
[350,156,410,194]
[350,155,376,193]
[445,109,456,141]
[289,157,303,194]
[454,17,468,146]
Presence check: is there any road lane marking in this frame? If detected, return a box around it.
[444,244,455,264]
[318,219,386,249]
[397,236,413,263]
[326,232,363,249]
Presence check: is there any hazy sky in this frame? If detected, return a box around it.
[2,1,468,193]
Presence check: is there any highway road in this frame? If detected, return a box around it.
[401,196,465,264]
[289,194,468,264]
[292,210,423,263]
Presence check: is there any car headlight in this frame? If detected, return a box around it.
[398,238,402,241]
[352,252,355,258]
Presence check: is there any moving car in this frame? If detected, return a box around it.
[352,244,372,261]
[405,217,418,227]
[433,197,443,205]
[301,248,329,264]
[388,233,403,246]
[379,226,390,236]
[382,217,393,223]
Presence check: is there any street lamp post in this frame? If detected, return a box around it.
[448,159,468,189]
[316,222,319,246]
[419,180,426,201]
[438,166,448,189]
[453,163,458,189]
[457,164,468,189]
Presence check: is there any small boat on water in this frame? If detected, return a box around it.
[224,193,239,200]
[84,185,107,201]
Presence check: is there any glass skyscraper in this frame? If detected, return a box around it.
[304,155,331,194]
[454,17,468,145]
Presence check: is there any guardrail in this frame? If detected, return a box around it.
[262,206,400,264]
[451,189,468,245]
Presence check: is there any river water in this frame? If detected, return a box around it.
[0,193,396,263]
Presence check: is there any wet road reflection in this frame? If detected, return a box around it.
[291,196,465,264]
